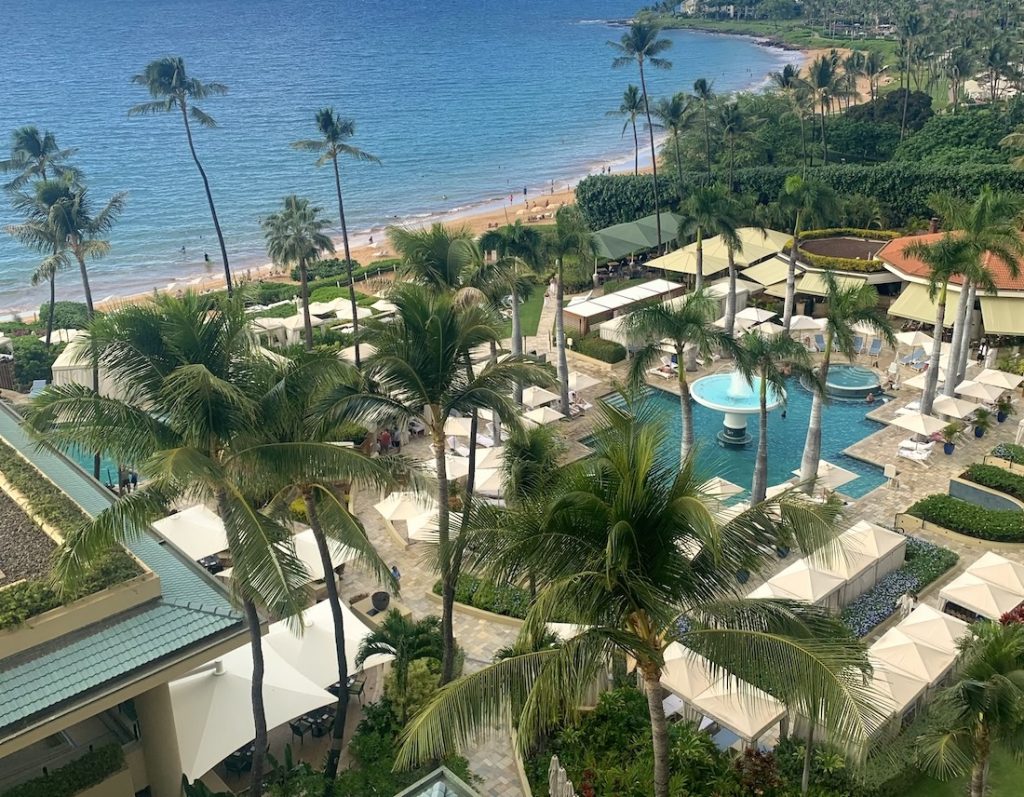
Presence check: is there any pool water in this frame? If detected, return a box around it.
[617,380,887,499]
[64,446,128,488]
[825,364,882,401]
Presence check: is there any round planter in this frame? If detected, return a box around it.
[944,442,956,455]
[975,426,986,438]
[736,569,750,585]
[998,412,1008,423]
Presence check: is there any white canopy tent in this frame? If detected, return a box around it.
[521,385,560,408]
[807,537,877,606]
[899,604,970,655]
[842,520,907,584]
[374,491,437,522]
[690,681,787,746]
[50,337,126,400]
[939,571,1024,621]
[787,315,822,333]
[762,559,846,610]
[976,368,1024,390]
[152,505,229,562]
[870,627,959,686]
[969,551,1024,594]
[863,653,929,732]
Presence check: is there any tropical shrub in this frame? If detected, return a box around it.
[435,573,532,619]
[827,118,901,163]
[963,463,1024,502]
[1000,603,1024,625]
[573,333,626,364]
[36,301,91,330]
[907,494,1024,542]
[844,89,934,131]
[992,442,1024,464]
[575,173,679,230]
[0,744,124,797]
[893,107,1024,167]
[290,257,360,283]
[384,657,439,724]
[797,228,900,243]
[10,336,60,391]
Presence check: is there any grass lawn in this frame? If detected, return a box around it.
[502,289,545,340]
[905,747,1023,797]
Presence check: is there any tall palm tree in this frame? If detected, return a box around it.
[945,48,972,113]
[24,293,311,797]
[678,183,731,292]
[606,85,644,175]
[292,109,380,367]
[709,193,746,337]
[546,206,597,411]
[0,126,79,191]
[262,195,335,351]
[917,621,1024,797]
[770,64,811,168]
[806,52,840,163]
[778,176,839,332]
[895,10,925,139]
[734,331,815,503]
[129,57,233,293]
[692,78,715,175]
[396,403,874,797]
[716,101,748,190]
[324,284,549,683]
[652,92,690,199]
[479,220,544,362]
[609,21,673,250]
[863,50,886,111]
[249,351,396,779]
[625,289,737,461]
[798,272,894,487]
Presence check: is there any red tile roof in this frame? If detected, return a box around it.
[877,232,1024,290]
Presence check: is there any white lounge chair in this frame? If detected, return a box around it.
[898,438,934,453]
[898,447,931,465]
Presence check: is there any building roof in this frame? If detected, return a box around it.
[0,404,245,741]
[878,233,1024,292]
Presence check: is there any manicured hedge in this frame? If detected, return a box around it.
[907,494,1024,542]
[433,573,532,619]
[798,228,900,243]
[841,538,959,637]
[573,334,626,364]
[290,257,360,283]
[964,463,1024,503]
[992,442,1024,464]
[0,744,124,797]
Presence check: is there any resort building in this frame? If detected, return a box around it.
[562,278,685,336]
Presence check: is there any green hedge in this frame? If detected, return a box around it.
[795,250,889,273]
[907,494,1024,543]
[793,227,899,273]
[573,334,626,364]
[290,257,360,283]
[964,463,1024,503]
[0,744,124,797]
[992,443,1024,464]
[433,573,532,619]
[798,228,900,243]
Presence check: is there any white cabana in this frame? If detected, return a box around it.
[567,371,601,391]
[969,551,1024,594]
[169,646,333,781]
[307,299,346,317]
[891,412,946,437]
[932,395,979,419]
[521,385,560,408]
[39,328,84,345]
[747,580,802,600]
[473,446,505,470]
[690,681,787,746]
[152,504,229,562]
[750,321,785,339]
[787,315,822,333]
[660,645,718,703]
[471,467,506,496]
[524,406,565,426]
[291,528,357,583]
[792,460,858,492]
[842,520,907,583]
[50,337,125,399]
[870,628,958,686]
[899,604,970,655]
[895,330,934,348]
[736,307,777,324]
[955,380,1004,403]
[863,654,928,732]
[939,571,1023,621]
[976,368,1024,390]
[265,598,392,688]
[807,538,877,606]
[763,559,846,609]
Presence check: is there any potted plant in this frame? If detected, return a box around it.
[939,422,964,455]
[996,395,1015,423]
[973,407,994,438]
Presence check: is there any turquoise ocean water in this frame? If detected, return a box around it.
[0,0,792,313]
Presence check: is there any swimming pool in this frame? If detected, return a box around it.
[64,446,127,489]
[614,380,887,499]
[824,364,882,401]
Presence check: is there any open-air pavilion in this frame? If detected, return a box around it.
[863,653,929,732]
[592,212,683,261]
[899,604,970,655]
[939,571,1024,621]
[562,278,684,336]
[755,559,846,610]
[648,227,790,278]
[870,627,959,687]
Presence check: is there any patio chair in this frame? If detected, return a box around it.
[348,674,367,704]
[910,355,930,371]
[813,334,826,353]
[898,447,931,466]
[867,339,883,364]
[898,438,934,453]
[852,335,864,355]
[899,347,924,366]
[289,718,313,746]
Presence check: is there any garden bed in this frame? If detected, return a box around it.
[0,490,56,587]
[963,463,1024,503]
[906,494,1024,543]
[432,573,532,620]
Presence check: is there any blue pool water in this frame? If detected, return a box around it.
[64,446,126,488]
[623,380,887,499]
[824,364,882,401]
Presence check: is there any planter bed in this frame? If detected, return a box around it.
[964,463,1024,503]
[907,493,1024,543]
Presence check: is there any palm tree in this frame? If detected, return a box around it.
[652,92,690,199]
[129,57,233,293]
[1000,128,1024,169]
[945,48,972,113]
[0,126,79,191]
[396,403,874,797]
[326,284,549,683]
[607,85,644,175]
[917,621,1024,797]
[546,206,597,411]
[806,52,840,163]
[24,293,311,797]
[292,109,380,367]
[262,195,335,351]
[716,100,748,190]
[355,612,443,724]
[625,289,736,461]
[692,78,715,174]
[708,193,746,337]
[862,50,886,111]
[248,351,396,779]
[778,176,839,332]
[678,183,730,292]
[895,10,925,139]
[798,272,894,487]
[770,64,811,168]
[735,331,815,503]
[609,21,673,250]
[479,220,544,362]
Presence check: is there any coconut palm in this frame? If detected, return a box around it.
[770,64,811,168]
[716,100,750,190]
[479,220,544,362]
[292,109,379,367]
[863,51,886,111]
[323,283,550,683]
[546,206,597,411]
[609,21,673,250]
[778,176,839,332]
[708,192,746,337]
[895,10,925,139]
[262,195,335,351]
[625,288,737,461]
[945,48,973,113]
[388,223,492,297]
[678,183,730,292]
[0,126,79,191]
[607,85,644,175]
[396,402,874,797]
[24,293,312,797]
[692,78,715,174]
[652,92,691,199]
[917,621,1024,797]
[806,52,840,163]
[734,331,816,503]
[798,272,894,487]
[129,57,233,292]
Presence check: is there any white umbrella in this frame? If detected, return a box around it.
[152,504,229,562]
[371,300,398,314]
[524,406,565,426]
[473,468,506,496]
[787,315,822,332]
[895,330,934,348]
[339,343,376,364]
[521,385,560,408]
[902,372,933,391]
[736,306,777,324]
[568,371,601,391]
[444,416,475,437]
[701,476,744,499]
[336,304,373,321]
[169,646,333,781]
[374,491,436,522]
[292,528,357,582]
[932,395,979,419]
[955,380,1004,402]
[891,412,947,436]
[407,510,440,542]
[751,321,784,338]
[474,445,505,470]
[976,368,1024,390]
[792,460,858,491]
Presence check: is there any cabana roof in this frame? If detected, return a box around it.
[940,571,1024,620]
[648,227,789,276]
[899,604,970,655]
[593,212,682,260]
[871,628,958,683]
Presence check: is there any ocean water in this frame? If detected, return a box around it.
[0,0,793,313]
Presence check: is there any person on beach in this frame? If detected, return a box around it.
[204,252,210,263]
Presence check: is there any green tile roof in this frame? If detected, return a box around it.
[0,403,244,736]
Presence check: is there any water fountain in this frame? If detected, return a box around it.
[690,369,784,447]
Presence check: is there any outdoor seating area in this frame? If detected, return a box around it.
[939,552,1024,622]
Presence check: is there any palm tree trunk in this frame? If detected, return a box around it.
[243,599,268,797]
[331,156,361,368]
[489,341,503,443]
[555,258,571,412]
[44,272,56,347]
[511,285,524,406]
[299,258,314,351]
[944,284,971,397]
[75,249,101,480]
[752,378,769,503]
[920,286,946,416]
[631,118,639,175]
[678,360,693,462]
[820,99,829,164]
[673,133,684,204]
[970,724,990,797]
[694,230,704,292]
[181,104,232,294]
[801,725,814,796]
[724,247,737,338]
[303,491,349,781]
[642,664,670,797]
[797,106,809,169]
[638,61,662,251]
[783,218,801,332]
[75,251,95,316]
[702,103,712,174]
[956,283,977,385]
[728,138,735,190]
[800,339,831,489]
[431,423,457,684]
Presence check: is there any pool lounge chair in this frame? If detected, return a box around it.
[910,354,932,371]
[895,400,922,415]
[813,334,826,353]
[851,335,864,355]
[898,446,932,465]
[899,347,924,366]
[898,438,934,453]
[867,339,883,363]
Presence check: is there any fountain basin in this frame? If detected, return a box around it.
[691,372,784,447]
[823,364,881,401]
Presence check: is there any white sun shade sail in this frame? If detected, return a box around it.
[444,416,475,437]
[521,385,561,408]
[152,505,229,562]
[374,492,437,521]
[169,646,334,781]
[976,368,1024,390]
[524,406,565,426]
[940,571,1024,621]
[792,459,859,491]
[471,467,506,496]
[968,551,1024,594]
[700,476,744,499]
[736,306,777,324]
[291,528,358,582]
[899,605,970,655]
[870,628,958,684]
[891,412,947,437]
[895,330,934,348]
[955,380,1004,402]
[932,395,979,419]
[265,599,393,688]
[567,371,601,391]
[787,315,822,332]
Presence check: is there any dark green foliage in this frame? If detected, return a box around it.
[908,494,1024,542]
[10,336,59,391]
[964,463,1024,502]
[0,745,124,797]
[573,333,627,364]
[893,108,1023,167]
[36,301,91,330]
[289,257,360,283]
[844,90,934,131]
[575,173,677,230]
[435,573,532,619]
[992,442,1024,463]
[827,118,901,163]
